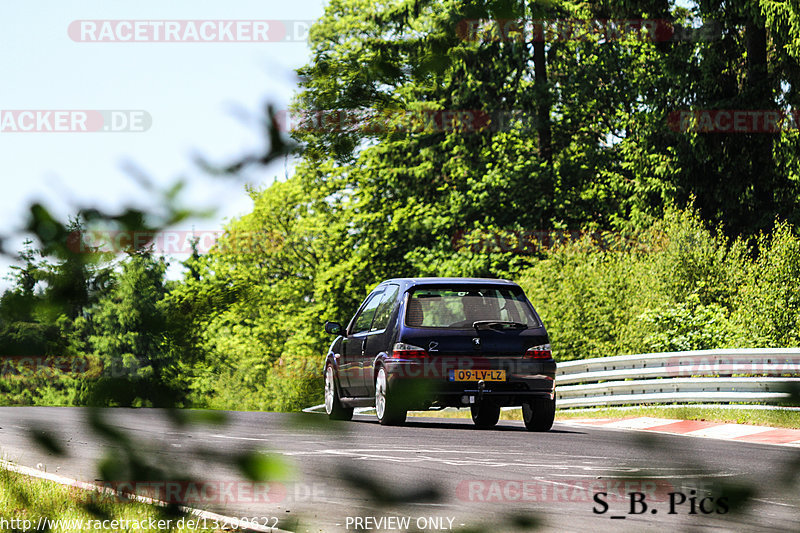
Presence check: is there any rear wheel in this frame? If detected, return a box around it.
[521,398,555,432]
[325,364,353,421]
[375,367,406,426]
[470,402,501,429]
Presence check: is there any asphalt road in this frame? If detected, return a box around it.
[0,407,798,532]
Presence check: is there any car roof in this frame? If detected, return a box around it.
[378,277,519,289]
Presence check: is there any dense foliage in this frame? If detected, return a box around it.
[3,0,800,410]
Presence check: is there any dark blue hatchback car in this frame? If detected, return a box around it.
[323,278,556,430]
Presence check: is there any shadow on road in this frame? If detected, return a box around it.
[347,415,586,434]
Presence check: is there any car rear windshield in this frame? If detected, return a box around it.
[405,286,539,329]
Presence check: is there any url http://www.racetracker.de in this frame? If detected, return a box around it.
[0,516,281,531]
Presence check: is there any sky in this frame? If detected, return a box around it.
[0,1,700,290]
[0,0,328,288]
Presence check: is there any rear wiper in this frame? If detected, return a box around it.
[472,320,527,331]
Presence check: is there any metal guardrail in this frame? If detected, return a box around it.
[556,348,800,408]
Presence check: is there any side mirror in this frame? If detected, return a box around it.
[324,321,343,335]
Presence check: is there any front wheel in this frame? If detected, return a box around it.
[325,364,353,421]
[521,398,555,432]
[470,402,501,429]
[375,367,406,426]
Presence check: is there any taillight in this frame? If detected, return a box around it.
[525,343,552,359]
[391,343,429,359]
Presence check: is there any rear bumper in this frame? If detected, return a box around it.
[383,358,556,408]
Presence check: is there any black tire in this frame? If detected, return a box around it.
[521,398,555,432]
[375,367,406,426]
[324,364,353,421]
[470,402,501,429]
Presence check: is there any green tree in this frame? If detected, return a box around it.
[88,251,181,407]
[0,240,49,356]
[172,180,332,410]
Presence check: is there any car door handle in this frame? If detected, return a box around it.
[361,338,367,355]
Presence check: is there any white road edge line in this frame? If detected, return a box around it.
[0,459,290,533]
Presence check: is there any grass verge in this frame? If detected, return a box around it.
[0,467,222,532]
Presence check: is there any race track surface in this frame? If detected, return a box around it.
[0,407,797,532]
